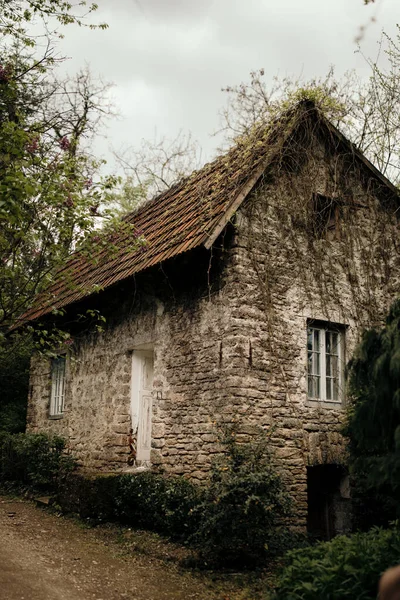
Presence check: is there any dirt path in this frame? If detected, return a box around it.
[0,496,224,600]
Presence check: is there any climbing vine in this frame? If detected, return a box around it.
[221,99,400,466]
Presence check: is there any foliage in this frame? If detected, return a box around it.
[190,426,293,567]
[56,430,297,568]
[344,299,400,529]
[220,27,400,185]
[0,0,107,46]
[114,472,202,538]
[0,431,76,491]
[0,51,118,336]
[0,429,299,570]
[58,471,203,539]
[272,527,400,600]
[0,332,31,432]
[0,52,117,427]
[0,0,127,430]
[111,176,149,217]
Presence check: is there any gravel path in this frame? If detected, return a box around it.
[0,496,220,600]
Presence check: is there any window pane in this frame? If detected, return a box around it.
[314,352,320,375]
[313,329,320,352]
[326,378,332,401]
[308,351,313,373]
[314,376,320,398]
[307,329,313,351]
[332,378,339,401]
[331,355,338,379]
[308,375,321,399]
[308,376,313,397]
[326,331,331,354]
[331,332,339,354]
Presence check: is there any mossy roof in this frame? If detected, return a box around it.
[16,101,398,326]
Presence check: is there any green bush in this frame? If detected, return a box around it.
[0,333,32,434]
[0,429,299,570]
[344,299,400,529]
[113,472,202,538]
[272,527,400,600]
[190,426,294,567]
[56,430,296,568]
[57,472,119,522]
[0,431,76,491]
[58,471,202,539]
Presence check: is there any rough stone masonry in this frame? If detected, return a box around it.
[27,132,400,531]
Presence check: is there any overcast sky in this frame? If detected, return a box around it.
[54,0,399,172]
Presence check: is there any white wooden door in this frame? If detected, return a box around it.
[131,351,154,465]
[137,355,154,463]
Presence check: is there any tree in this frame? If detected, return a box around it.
[344,300,400,529]
[0,53,117,335]
[116,130,203,203]
[0,2,116,431]
[0,0,107,46]
[219,28,400,185]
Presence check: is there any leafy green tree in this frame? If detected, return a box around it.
[0,2,118,431]
[0,0,107,46]
[0,52,117,334]
[111,176,148,217]
[344,300,400,529]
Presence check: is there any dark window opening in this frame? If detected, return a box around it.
[313,193,341,239]
[307,464,351,540]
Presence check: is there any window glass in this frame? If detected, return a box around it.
[307,327,322,399]
[50,356,66,416]
[307,325,344,403]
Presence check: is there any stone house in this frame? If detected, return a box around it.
[20,101,400,538]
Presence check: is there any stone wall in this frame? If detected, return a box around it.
[27,255,235,479]
[219,139,400,526]
[27,135,400,529]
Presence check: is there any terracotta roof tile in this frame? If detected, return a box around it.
[18,101,394,326]
[16,114,288,325]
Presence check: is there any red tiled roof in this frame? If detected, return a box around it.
[15,101,398,326]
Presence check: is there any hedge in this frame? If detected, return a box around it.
[0,431,75,491]
[0,430,299,568]
[272,527,400,600]
[57,471,202,540]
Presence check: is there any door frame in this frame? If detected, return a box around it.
[130,348,154,465]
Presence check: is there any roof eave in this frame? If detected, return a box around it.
[203,162,268,250]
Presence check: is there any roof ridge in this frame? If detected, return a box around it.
[15,100,397,328]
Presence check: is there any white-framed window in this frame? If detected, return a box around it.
[307,323,345,403]
[49,356,66,417]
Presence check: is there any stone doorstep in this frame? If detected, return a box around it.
[35,496,54,507]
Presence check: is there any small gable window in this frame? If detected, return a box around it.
[307,322,345,403]
[50,356,66,417]
[313,193,340,239]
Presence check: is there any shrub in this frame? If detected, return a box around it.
[57,472,119,522]
[272,527,400,600]
[114,472,202,538]
[0,431,75,491]
[344,299,400,529]
[0,334,32,434]
[56,439,296,567]
[190,426,294,567]
[58,471,202,539]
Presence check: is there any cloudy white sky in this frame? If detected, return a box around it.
[55,0,399,172]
